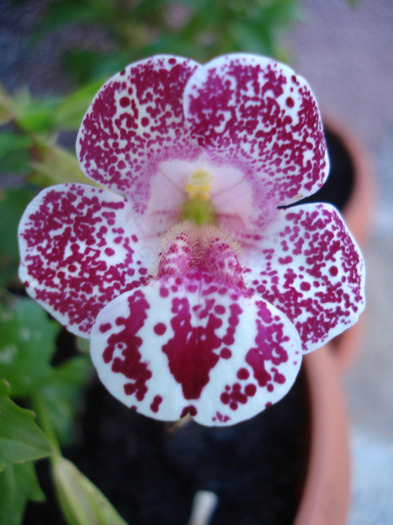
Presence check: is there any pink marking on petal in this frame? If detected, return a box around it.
[180,406,197,418]
[103,290,153,402]
[150,395,163,413]
[184,54,328,207]
[90,223,303,426]
[154,322,167,335]
[246,203,365,352]
[18,184,153,336]
[162,294,221,399]
[237,368,250,380]
[77,55,201,212]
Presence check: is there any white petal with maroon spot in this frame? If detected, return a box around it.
[245,203,365,352]
[77,55,201,213]
[184,54,329,209]
[90,276,302,427]
[18,184,157,337]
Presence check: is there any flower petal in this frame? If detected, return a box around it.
[18,184,156,337]
[90,277,302,427]
[245,203,365,352]
[77,55,201,212]
[184,54,328,207]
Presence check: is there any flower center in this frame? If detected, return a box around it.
[181,169,217,225]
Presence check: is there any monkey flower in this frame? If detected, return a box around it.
[18,54,365,426]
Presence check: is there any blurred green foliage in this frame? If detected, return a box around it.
[34,0,302,83]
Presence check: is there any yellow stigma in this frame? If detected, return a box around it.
[185,169,213,201]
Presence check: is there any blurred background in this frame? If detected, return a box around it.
[1,0,392,523]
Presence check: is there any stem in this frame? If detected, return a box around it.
[187,490,219,525]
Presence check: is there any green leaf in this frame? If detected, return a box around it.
[12,91,59,134]
[37,355,92,446]
[0,461,45,525]
[0,297,60,397]
[0,150,30,174]
[0,187,35,286]
[34,0,101,37]
[0,132,32,158]
[54,79,106,130]
[64,50,130,84]
[30,139,93,186]
[0,83,15,125]
[52,456,128,525]
[0,379,51,471]
[0,296,92,446]
[16,105,57,134]
[0,131,32,177]
[75,337,90,354]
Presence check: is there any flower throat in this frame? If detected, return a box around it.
[181,169,217,226]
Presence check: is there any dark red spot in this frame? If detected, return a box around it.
[150,395,163,413]
[215,412,230,423]
[220,348,232,359]
[154,322,167,335]
[278,255,293,264]
[160,286,169,298]
[245,384,257,397]
[300,281,311,292]
[214,304,226,315]
[286,97,294,108]
[273,369,286,384]
[180,405,197,418]
[99,322,112,333]
[141,117,149,126]
[220,392,230,405]
[237,368,250,380]
[120,96,130,107]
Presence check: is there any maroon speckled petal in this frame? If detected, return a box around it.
[18,184,156,337]
[77,55,201,213]
[90,228,302,426]
[184,54,329,207]
[245,203,366,352]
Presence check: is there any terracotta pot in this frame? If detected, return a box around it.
[292,120,374,523]
[294,344,350,525]
[323,117,375,372]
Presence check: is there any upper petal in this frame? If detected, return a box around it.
[245,202,366,352]
[18,184,156,337]
[184,54,329,207]
[76,55,201,212]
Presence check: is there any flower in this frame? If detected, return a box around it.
[18,54,365,426]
